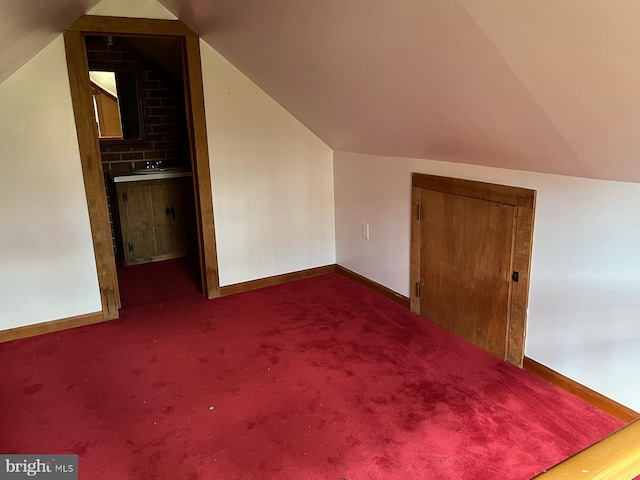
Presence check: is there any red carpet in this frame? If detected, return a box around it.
[0,274,624,479]
[117,256,201,308]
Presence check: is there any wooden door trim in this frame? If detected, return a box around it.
[410,173,536,366]
[182,34,220,298]
[67,16,196,37]
[64,28,120,319]
[412,173,535,209]
[64,16,220,321]
[523,357,639,423]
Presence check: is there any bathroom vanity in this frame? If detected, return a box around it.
[110,169,194,266]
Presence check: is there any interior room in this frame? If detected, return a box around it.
[86,33,201,306]
[1,0,639,478]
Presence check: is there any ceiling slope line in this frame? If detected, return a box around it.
[455,0,583,174]
[0,0,102,86]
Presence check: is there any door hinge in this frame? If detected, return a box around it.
[417,204,422,220]
[128,243,134,253]
[122,191,128,202]
[415,282,421,297]
[512,271,519,283]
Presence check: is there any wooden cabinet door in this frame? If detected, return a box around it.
[116,178,194,265]
[117,183,156,264]
[420,189,517,360]
[150,183,174,257]
[166,178,190,257]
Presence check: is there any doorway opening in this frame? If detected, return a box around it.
[64,16,220,319]
[87,34,199,308]
[410,173,536,366]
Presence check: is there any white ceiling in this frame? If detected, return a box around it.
[4,0,640,183]
[89,71,117,97]
[0,0,100,84]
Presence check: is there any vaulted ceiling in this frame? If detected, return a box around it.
[4,0,640,183]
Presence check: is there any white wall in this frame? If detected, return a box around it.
[0,0,335,330]
[0,37,102,329]
[200,41,335,286]
[89,0,336,286]
[334,150,640,411]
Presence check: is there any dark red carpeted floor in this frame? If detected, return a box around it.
[0,271,624,479]
[117,256,201,308]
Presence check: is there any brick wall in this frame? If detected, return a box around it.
[85,36,192,257]
[85,36,191,175]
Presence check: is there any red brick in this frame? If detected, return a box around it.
[147,133,166,142]
[121,152,144,161]
[147,89,173,98]
[109,162,134,175]
[133,161,148,171]
[100,152,122,162]
[165,150,189,160]
[153,141,188,151]
[162,132,187,142]
[100,51,124,61]
[143,151,166,160]
[161,98,184,107]
[101,144,132,153]
[152,124,180,133]
[148,107,172,116]
[162,115,187,125]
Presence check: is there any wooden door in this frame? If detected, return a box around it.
[116,179,193,265]
[65,18,221,320]
[150,183,174,257]
[117,183,156,264]
[420,189,517,360]
[91,87,123,139]
[166,178,190,257]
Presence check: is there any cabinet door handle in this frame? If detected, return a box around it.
[170,205,175,220]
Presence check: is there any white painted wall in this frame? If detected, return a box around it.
[91,0,336,287]
[334,150,640,411]
[0,37,102,329]
[0,0,335,330]
[200,41,335,286]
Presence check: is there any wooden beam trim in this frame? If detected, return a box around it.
[0,312,105,343]
[524,357,639,423]
[409,186,422,313]
[183,35,220,299]
[220,265,336,297]
[507,200,535,366]
[68,16,196,37]
[336,265,410,308]
[532,418,640,479]
[64,30,121,320]
[412,172,535,209]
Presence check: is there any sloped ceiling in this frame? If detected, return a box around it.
[3,0,640,183]
[156,0,640,183]
[0,0,100,84]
